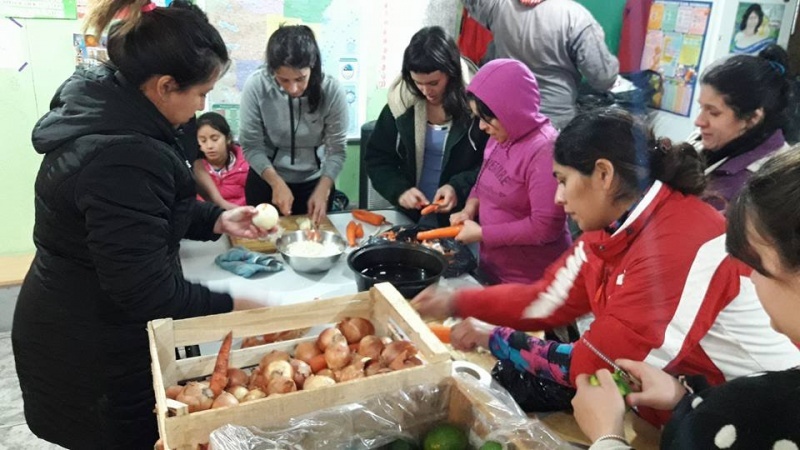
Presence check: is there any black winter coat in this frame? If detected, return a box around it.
[12,65,233,449]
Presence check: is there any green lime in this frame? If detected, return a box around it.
[389,438,419,450]
[588,370,632,396]
[479,441,503,450]
[423,423,468,450]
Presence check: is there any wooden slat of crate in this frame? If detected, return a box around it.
[148,283,453,449]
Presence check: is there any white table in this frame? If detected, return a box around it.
[179,209,483,307]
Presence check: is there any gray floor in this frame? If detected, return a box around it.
[0,287,65,449]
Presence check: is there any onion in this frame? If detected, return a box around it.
[290,359,312,388]
[324,334,352,370]
[337,317,376,344]
[248,368,264,390]
[165,385,183,400]
[317,368,335,379]
[226,385,250,402]
[211,391,240,409]
[337,362,365,382]
[364,359,385,377]
[241,336,266,349]
[259,350,291,371]
[176,382,214,413]
[358,335,384,360]
[294,341,322,363]
[242,389,266,402]
[266,360,294,380]
[403,356,424,368]
[389,350,411,371]
[227,368,249,388]
[317,327,343,352]
[303,375,336,390]
[380,341,417,366]
[266,376,297,395]
[252,203,279,230]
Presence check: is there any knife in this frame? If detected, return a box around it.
[580,336,642,391]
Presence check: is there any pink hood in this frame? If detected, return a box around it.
[467,59,550,143]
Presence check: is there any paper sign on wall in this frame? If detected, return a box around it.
[0,0,77,19]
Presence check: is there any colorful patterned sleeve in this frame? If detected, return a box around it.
[488,327,574,386]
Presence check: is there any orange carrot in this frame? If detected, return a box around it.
[416,225,463,241]
[346,220,358,247]
[352,209,386,226]
[209,331,233,397]
[308,353,328,373]
[420,199,445,216]
[427,324,451,343]
[355,223,364,238]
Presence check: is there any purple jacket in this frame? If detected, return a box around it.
[706,130,787,210]
[467,59,571,284]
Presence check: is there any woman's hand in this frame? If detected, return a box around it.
[617,359,687,411]
[432,185,457,213]
[398,187,428,210]
[455,220,482,244]
[450,317,495,351]
[572,369,627,442]
[307,178,333,225]
[271,180,294,216]
[213,206,270,239]
[410,286,456,321]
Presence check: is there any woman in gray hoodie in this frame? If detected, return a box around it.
[240,25,348,224]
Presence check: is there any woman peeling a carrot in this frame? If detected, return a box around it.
[449,59,571,284]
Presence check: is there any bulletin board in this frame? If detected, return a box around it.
[640,0,712,117]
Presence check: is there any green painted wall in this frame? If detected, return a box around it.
[577,0,626,55]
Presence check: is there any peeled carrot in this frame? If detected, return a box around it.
[420,199,445,216]
[346,220,359,247]
[209,331,233,397]
[416,225,463,241]
[427,324,451,344]
[355,223,364,238]
[352,209,386,226]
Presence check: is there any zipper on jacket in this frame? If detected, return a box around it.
[288,96,296,165]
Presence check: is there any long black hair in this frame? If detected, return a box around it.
[401,26,470,122]
[87,0,229,90]
[555,108,706,202]
[739,4,764,32]
[701,45,791,164]
[266,25,323,113]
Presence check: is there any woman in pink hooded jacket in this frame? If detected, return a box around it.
[451,59,571,284]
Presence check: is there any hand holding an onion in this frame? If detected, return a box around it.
[214,206,272,239]
[410,285,456,321]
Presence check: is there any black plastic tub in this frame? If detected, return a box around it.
[347,242,447,299]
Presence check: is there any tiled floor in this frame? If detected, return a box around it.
[0,332,65,449]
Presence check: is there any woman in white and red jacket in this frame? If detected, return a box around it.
[412,107,800,426]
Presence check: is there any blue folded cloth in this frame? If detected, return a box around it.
[215,247,284,278]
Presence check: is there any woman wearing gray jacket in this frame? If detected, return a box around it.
[240,25,348,224]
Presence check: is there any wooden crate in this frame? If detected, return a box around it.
[148,283,452,449]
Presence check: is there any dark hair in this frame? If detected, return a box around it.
[266,25,323,113]
[402,26,470,121]
[739,4,764,32]
[466,92,495,123]
[86,0,229,90]
[197,111,234,164]
[554,108,706,201]
[701,45,790,138]
[727,148,800,276]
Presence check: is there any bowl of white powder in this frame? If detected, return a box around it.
[276,230,346,273]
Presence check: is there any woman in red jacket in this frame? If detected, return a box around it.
[412,108,800,424]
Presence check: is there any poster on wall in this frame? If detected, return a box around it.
[641,0,711,117]
[0,0,77,19]
[72,33,108,68]
[729,2,785,55]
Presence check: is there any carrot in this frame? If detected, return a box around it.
[346,220,358,247]
[416,225,463,241]
[355,223,364,238]
[308,353,328,373]
[427,324,451,344]
[420,199,445,216]
[209,331,233,397]
[352,209,386,226]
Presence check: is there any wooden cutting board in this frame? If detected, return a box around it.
[228,214,339,253]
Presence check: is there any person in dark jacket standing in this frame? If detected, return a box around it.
[13,1,267,448]
[365,26,487,225]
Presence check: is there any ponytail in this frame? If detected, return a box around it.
[555,108,706,201]
[83,0,228,89]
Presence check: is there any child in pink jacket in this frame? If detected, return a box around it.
[195,112,249,208]
[451,59,571,283]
